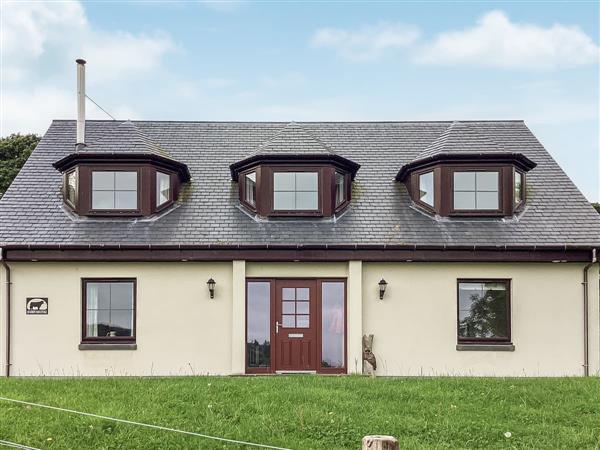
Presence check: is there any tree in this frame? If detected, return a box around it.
[593,203,600,214]
[0,133,40,198]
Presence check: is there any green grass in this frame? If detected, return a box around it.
[0,376,599,449]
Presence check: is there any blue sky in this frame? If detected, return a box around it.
[2,1,599,201]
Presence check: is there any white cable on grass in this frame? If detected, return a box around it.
[0,396,291,450]
[0,440,42,450]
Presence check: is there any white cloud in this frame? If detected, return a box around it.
[311,22,420,61]
[0,0,173,134]
[417,10,600,69]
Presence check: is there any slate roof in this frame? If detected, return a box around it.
[0,119,599,248]
[251,121,334,156]
[78,120,171,158]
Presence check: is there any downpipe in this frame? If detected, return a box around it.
[582,248,597,377]
[0,248,10,377]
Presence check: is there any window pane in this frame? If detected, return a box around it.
[157,172,170,206]
[335,172,345,206]
[110,282,134,309]
[282,288,295,300]
[274,192,294,210]
[244,172,256,206]
[274,172,295,191]
[111,310,133,336]
[296,302,309,314]
[115,172,137,190]
[247,281,271,368]
[419,171,434,206]
[454,172,475,191]
[458,281,509,340]
[115,191,137,209]
[92,172,114,190]
[86,282,111,309]
[514,172,523,205]
[321,282,344,368]
[454,191,476,210]
[296,172,318,191]
[476,172,498,191]
[282,315,295,328]
[282,302,295,314]
[66,170,77,204]
[296,315,310,328]
[92,191,114,209]
[476,191,499,210]
[296,191,318,210]
[86,309,110,338]
[296,288,309,301]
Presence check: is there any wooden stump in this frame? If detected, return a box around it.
[362,435,399,450]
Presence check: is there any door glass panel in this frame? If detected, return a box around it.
[282,302,295,314]
[296,315,310,328]
[247,281,271,368]
[296,302,309,314]
[296,288,309,301]
[282,288,295,300]
[321,282,345,369]
[282,315,295,328]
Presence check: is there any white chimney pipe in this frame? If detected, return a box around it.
[76,59,86,145]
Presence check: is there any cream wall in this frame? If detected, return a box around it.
[1,262,233,376]
[362,262,600,377]
[0,260,598,377]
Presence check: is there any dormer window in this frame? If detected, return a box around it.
[156,171,171,208]
[514,170,523,207]
[244,171,257,207]
[452,170,499,211]
[65,168,78,207]
[335,171,346,207]
[273,171,319,211]
[92,170,138,210]
[418,171,434,208]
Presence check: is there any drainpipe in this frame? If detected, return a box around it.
[1,248,11,377]
[582,248,597,377]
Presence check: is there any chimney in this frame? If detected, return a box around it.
[76,59,86,146]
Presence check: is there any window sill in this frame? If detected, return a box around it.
[79,343,137,351]
[456,343,515,352]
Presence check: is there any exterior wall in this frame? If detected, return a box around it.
[0,260,598,377]
[362,262,600,377]
[1,262,233,376]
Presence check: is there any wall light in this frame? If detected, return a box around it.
[378,279,387,300]
[207,278,216,299]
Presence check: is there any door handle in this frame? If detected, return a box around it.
[276,321,281,334]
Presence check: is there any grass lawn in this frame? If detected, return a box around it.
[0,376,599,449]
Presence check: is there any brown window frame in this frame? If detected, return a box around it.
[513,168,525,210]
[63,167,78,209]
[411,167,439,213]
[334,171,351,212]
[239,169,258,211]
[154,169,175,213]
[81,278,137,345]
[449,167,503,216]
[89,167,142,216]
[270,167,323,216]
[456,278,511,345]
[245,277,347,375]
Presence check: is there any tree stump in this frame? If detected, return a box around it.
[362,435,398,450]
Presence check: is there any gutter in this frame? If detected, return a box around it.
[582,248,597,377]
[0,248,11,377]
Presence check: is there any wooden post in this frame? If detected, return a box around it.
[362,435,398,450]
[362,334,377,376]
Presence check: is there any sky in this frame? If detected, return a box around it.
[1,0,599,202]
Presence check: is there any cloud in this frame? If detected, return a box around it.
[311,22,420,61]
[0,1,172,134]
[417,10,600,69]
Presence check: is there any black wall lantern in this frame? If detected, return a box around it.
[378,279,388,300]
[207,278,216,299]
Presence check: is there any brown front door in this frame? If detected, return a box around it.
[274,280,317,372]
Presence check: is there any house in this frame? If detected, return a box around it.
[0,60,599,377]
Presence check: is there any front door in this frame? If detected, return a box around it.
[274,280,317,372]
